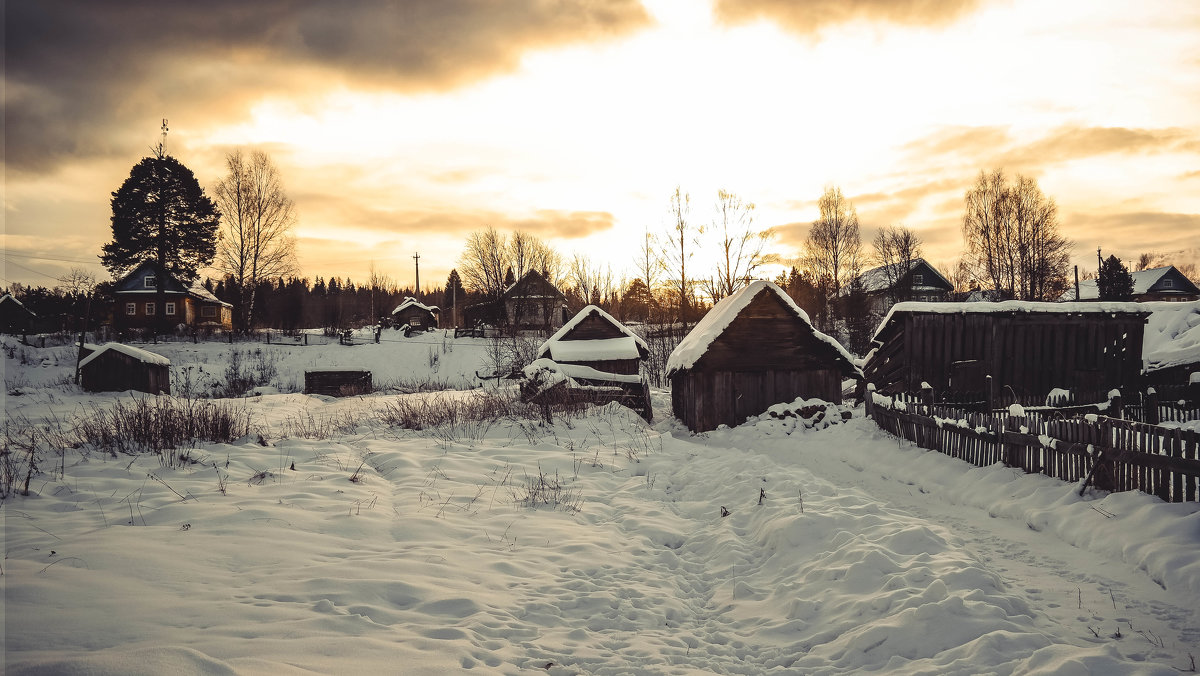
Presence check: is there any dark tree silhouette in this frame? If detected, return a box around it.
[1098,254,1135,301]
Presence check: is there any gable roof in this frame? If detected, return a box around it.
[79,342,170,369]
[1061,265,1200,301]
[502,269,565,301]
[537,305,649,361]
[0,293,37,316]
[855,258,953,294]
[114,261,232,307]
[666,280,859,376]
[391,297,440,315]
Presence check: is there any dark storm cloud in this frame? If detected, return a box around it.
[713,0,982,34]
[5,0,651,173]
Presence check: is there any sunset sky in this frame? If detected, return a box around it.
[6,0,1200,294]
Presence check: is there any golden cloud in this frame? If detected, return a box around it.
[713,0,983,34]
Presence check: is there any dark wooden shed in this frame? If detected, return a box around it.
[667,280,861,433]
[0,294,37,334]
[79,343,171,395]
[863,301,1150,405]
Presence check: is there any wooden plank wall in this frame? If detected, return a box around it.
[81,353,170,395]
[304,370,373,397]
[867,395,1200,502]
[672,368,841,433]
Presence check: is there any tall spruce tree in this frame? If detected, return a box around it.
[101,145,220,332]
[443,269,466,328]
[1097,254,1135,300]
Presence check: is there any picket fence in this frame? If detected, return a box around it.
[866,389,1200,503]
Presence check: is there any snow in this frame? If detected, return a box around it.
[390,296,440,314]
[3,332,1199,674]
[523,357,644,385]
[548,336,642,362]
[78,341,172,368]
[667,280,860,376]
[538,305,648,360]
[1142,301,1200,372]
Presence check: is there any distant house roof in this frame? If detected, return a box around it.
[391,297,440,315]
[114,261,232,307]
[872,300,1153,343]
[854,259,952,295]
[502,269,566,301]
[666,280,858,376]
[1061,265,1200,301]
[1143,300,1200,372]
[537,305,648,361]
[79,342,170,369]
[0,293,36,316]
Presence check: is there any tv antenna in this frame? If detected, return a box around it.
[155,118,169,158]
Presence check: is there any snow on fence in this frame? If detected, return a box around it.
[866,388,1200,503]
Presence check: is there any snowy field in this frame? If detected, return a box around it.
[3,331,1199,675]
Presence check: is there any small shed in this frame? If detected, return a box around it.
[864,301,1151,404]
[391,297,440,331]
[667,280,861,433]
[0,294,37,334]
[537,305,648,375]
[79,343,171,395]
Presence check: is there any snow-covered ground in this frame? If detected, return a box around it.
[3,332,1199,675]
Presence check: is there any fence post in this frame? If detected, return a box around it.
[1145,388,1159,425]
[1109,390,1123,420]
[985,375,994,413]
[1004,407,1025,470]
[921,382,933,416]
[865,383,876,418]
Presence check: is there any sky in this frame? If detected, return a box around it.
[5,0,1200,294]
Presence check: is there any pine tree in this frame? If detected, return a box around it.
[443,269,466,328]
[1098,255,1135,300]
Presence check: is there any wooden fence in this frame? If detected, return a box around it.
[866,389,1200,503]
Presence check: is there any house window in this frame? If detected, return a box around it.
[126,302,136,316]
[144,275,157,289]
[145,302,155,315]
[1163,279,1174,288]
[165,302,176,316]
[913,274,924,284]
[201,306,217,318]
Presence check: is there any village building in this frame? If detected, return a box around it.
[853,259,954,315]
[0,293,37,334]
[112,261,233,332]
[502,269,569,333]
[863,301,1151,405]
[1063,265,1200,302]
[667,280,861,433]
[390,297,439,331]
[79,342,171,395]
[1142,301,1200,400]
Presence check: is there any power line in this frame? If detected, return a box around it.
[2,257,66,281]
[4,251,103,265]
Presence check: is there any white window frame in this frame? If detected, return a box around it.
[145,302,155,315]
[201,306,217,318]
[1163,279,1174,288]
[126,302,137,316]
[913,273,924,285]
[165,301,176,316]
[144,275,157,289]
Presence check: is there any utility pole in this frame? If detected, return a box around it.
[413,252,421,299]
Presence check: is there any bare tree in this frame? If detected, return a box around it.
[636,226,661,295]
[870,225,923,305]
[1135,252,1168,271]
[459,226,509,299]
[962,169,1071,300]
[661,186,701,326]
[804,186,862,296]
[214,149,298,330]
[709,189,770,302]
[57,267,97,297]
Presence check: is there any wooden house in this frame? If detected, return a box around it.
[864,301,1151,405]
[502,270,568,333]
[667,280,861,433]
[113,261,233,332]
[390,297,439,331]
[0,294,37,334]
[853,259,954,315]
[79,342,170,395]
[1064,265,1200,302]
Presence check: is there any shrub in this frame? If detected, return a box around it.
[76,396,252,457]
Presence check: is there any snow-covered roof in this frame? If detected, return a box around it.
[78,342,171,369]
[537,305,648,360]
[523,358,644,385]
[854,259,950,295]
[391,297,440,315]
[1142,300,1200,372]
[666,280,859,375]
[1060,266,1193,301]
[872,300,1153,342]
[0,293,36,315]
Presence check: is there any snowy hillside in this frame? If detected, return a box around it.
[2,333,1198,675]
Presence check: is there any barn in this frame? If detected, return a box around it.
[391,297,439,331]
[863,301,1151,405]
[79,343,171,395]
[667,280,860,433]
[0,294,37,334]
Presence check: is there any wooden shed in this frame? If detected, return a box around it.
[863,301,1150,405]
[391,297,439,331]
[667,280,861,433]
[79,343,171,395]
[0,294,37,334]
[537,305,648,375]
